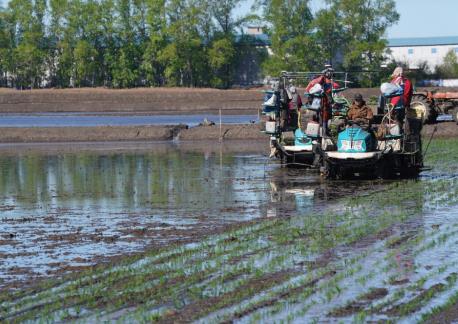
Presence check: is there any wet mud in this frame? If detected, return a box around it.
[1,138,458,322]
[0,123,266,143]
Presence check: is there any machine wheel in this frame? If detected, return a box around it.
[410,95,437,124]
[452,107,458,124]
[400,167,420,179]
[321,161,337,179]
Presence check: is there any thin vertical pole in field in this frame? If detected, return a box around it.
[219,108,222,142]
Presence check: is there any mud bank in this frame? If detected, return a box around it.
[0,122,455,143]
[0,124,266,143]
[0,125,186,143]
[0,86,456,115]
[0,87,263,114]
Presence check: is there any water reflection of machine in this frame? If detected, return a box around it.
[270,180,315,211]
[268,169,317,217]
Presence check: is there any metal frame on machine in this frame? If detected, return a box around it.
[278,71,352,91]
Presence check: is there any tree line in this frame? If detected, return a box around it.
[0,0,402,89]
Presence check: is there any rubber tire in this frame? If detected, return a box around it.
[410,95,437,124]
[321,161,335,179]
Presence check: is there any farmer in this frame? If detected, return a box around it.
[278,82,291,130]
[288,86,302,110]
[287,86,302,128]
[347,93,374,128]
[305,65,339,135]
[390,67,413,129]
[305,65,339,95]
[390,67,413,108]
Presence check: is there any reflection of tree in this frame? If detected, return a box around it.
[0,149,241,212]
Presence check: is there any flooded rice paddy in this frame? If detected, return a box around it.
[1,139,458,322]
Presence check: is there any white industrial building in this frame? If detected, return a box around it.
[387,36,458,70]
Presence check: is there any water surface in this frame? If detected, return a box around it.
[0,142,390,286]
[0,113,258,127]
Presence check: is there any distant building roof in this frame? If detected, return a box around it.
[235,34,458,49]
[388,36,458,47]
[236,33,271,46]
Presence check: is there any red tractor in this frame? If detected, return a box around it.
[411,91,458,124]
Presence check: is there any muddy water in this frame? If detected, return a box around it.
[0,142,393,287]
[0,142,344,287]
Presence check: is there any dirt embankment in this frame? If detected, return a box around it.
[0,122,453,144]
[1,86,457,114]
[0,87,264,114]
[0,125,184,143]
[0,124,266,143]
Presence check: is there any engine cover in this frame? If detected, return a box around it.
[337,126,373,153]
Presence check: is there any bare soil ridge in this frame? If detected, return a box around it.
[0,87,264,114]
[0,124,266,143]
[0,87,456,114]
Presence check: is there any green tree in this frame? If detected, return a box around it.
[140,0,167,86]
[206,0,246,88]
[8,0,47,88]
[99,0,117,86]
[111,0,142,87]
[48,0,72,87]
[259,0,319,75]
[0,9,14,86]
[160,0,207,87]
[208,38,236,87]
[73,40,97,87]
[436,50,458,79]
[313,5,342,67]
[318,0,399,86]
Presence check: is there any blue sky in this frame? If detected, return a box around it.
[235,0,458,39]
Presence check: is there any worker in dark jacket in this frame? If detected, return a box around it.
[278,83,291,130]
[347,93,374,127]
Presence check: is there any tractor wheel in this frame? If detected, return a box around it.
[321,161,337,179]
[452,107,458,124]
[410,95,437,124]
